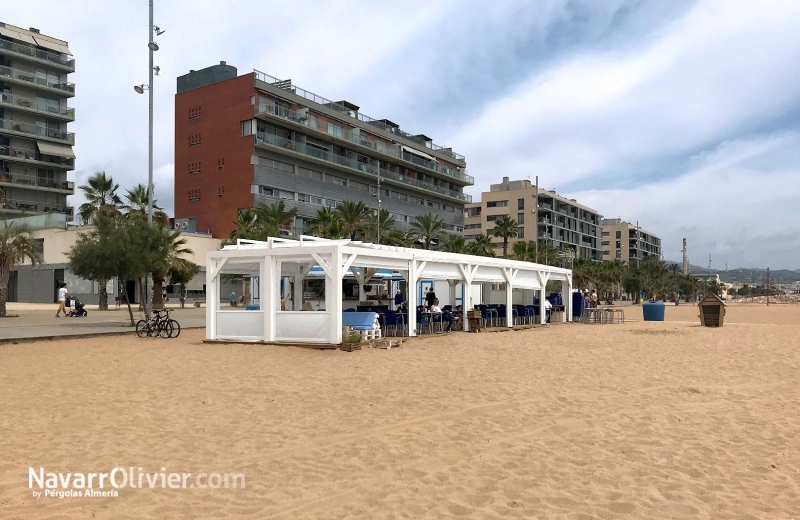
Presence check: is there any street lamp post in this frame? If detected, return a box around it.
[134,0,164,317]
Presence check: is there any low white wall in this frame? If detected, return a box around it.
[276,312,332,343]
[216,310,264,341]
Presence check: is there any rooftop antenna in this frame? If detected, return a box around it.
[708,253,712,270]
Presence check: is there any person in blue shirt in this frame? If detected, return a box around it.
[394,289,403,307]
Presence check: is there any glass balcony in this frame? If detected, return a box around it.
[254,70,465,161]
[255,133,472,203]
[0,143,74,168]
[255,100,473,185]
[0,91,75,121]
[0,118,75,145]
[0,64,75,96]
[0,38,75,71]
[0,171,74,192]
[0,198,73,216]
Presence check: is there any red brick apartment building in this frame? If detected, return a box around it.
[174,62,471,239]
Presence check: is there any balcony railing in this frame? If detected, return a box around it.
[0,198,72,216]
[254,70,465,162]
[0,172,73,191]
[0,38,75,70]
[0,118,75,144]
[0,91,75,120]
[256,100,473,184]
[0,64,75,95]
[255,133,472,203]
[0,144,74,168]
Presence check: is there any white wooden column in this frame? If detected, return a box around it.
[502,268,518,327]
[328,251,344,344]
[407,260,418,336]
[205,259,219,340]
[536,271,550,325]
[263,255,277,341]
[356,267,366,302]
[562,274,573,322]
[448,279,457,308]
[458,264,478,332]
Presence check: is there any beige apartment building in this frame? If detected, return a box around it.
[601,218,661,264]
[1,22,75,219]
[464,177,603,259]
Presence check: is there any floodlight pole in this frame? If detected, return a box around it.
[145,0,155,318]
[534,175,538,262]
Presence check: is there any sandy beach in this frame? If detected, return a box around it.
[1,303,799,519]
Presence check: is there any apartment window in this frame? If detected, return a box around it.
[601,241,609,246]
[616,250,622,259]
[487,200,508,208]
[327,122,344,138]
[427,201,440,210]
[518,198,524,210]
[350,180,368,191]
[36,96,60,114]
[443,204,455,212]
[297,167,323,181]
[603,250,610,256]
[409,196,424,205]
[616,241,621,249]
[602,231,609,237]
[486,215,500,222]
[261,159,294,173]
[307,113,319,130]
[218,158,225,170]
[218,186,224,197]
[518,227,525,239]
[464,223,481,230]
[325,199,338,207]
[298,194,323,205]
[241,120,253,136]
[391,192,408,202]
[616,231,621,239]
[188,134,201,146]
[188,162,201,174]
[188,189,201,201]
[329,175,347,187]
[277,190,295,200]
[259,186,274,196]
[466,207,482,217]
[517,212,524,225]
[189,106,201,120]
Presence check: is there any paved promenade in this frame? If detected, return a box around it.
[0,303,206,342]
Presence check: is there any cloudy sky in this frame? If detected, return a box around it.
[8,0,800,269]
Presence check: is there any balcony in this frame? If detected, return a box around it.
[0,118,75,145]
[0,172,74,193]
[255,100,473,185]
[0,64,75,97]
[255,133,472,203]
[0,91,75,121]
[0,144,74,169]
[0,38,75,72]
[0,198,73,217]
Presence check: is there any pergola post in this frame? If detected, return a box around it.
[264,255,277,341]
[407,260,418,336]
[502,268,517,327]
[448,279,457,308]
[329,250,344,344]
[562,274,573,322]
[356,267,366,303]
[206,258,218,340]
[293,265,303,311]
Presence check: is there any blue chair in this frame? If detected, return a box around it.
[443,305,452,312]
[383,310,405,336]
[416,309,432,335]
[523,305,535,325]
[344,308,356,312]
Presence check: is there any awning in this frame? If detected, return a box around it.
[0,27,17,39]
[32,36,71,55]
[37,141,75,159]
[0,27,37,45]
[401,145,435,162]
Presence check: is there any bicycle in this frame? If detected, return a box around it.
[136,309,180,338]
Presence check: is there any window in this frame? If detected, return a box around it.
[189,106,201,120]
[277,190,294,200]
[518,212,524,225]
[427,201,440,209]
[601,241,609,246]
[241,120,253,136]
[602,231,609,237]
[325,199,338,207]
[297,167,323,181]
[350,180,368,191]
[36,96,60,114]
[466,207,481,217]
[616,231,621,239]
[188,134,201,146]
[260,159,294,173]
[307,113,319,130]
[464,223,482,230]
[298,194,323,205]
[188,162,201,174]
[518,227,525,239]
[603,250,610,255]
[218,186,224,197]
[329,175,347,187]
[616,250,622,259]
[518,198,524,210]
[188,189,201,201]
[409,196,424,205]
[487,200,508,208]
[616,241,621,249]
[444,204,455,212]
[258,186,274,196]
[391,192,407,202]
[486,215,500,222]
[327,122,344,138]
[218,157,225,169]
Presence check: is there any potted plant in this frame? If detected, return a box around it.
[340,330,363,352]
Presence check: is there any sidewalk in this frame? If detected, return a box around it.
[0,303,206,342]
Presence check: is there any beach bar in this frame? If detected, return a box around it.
[206,237,573,344]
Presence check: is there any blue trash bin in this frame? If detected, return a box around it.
[642,301,665,321]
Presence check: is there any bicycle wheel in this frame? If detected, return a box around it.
[168,319,181,338]
[158,320,173,338]
[136,320,148,338]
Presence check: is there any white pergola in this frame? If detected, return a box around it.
[206,237,573,344]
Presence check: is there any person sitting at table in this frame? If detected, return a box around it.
[429,298,456,333]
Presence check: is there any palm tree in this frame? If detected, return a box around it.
[228,208,261,242]
[511,240,529,261]
[123,183,169,227]
[533,239,560,266]
[310,206,336,238]
[0,223,40,317]
[571,258,596,290]
[78,171,122,224]
[335,201,369,241]
[492,216,518,257]
[151,227,195,310]
[468,233,496,257]
[384,229,415,248]
[255,200,298,237]
[605,258,627,299]
[366,209,396,244]
[410,213,445,250]
[77,172,122,310]
[440,234,467,254]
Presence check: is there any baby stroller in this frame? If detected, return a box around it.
[66,298,88,317]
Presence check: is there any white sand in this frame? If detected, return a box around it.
[2,303,799,519]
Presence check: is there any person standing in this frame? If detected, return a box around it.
[590,290,598,308]
[229,291,236,307]
[394,289,403,308]
[425,287,436,309]
[55,283,69,317]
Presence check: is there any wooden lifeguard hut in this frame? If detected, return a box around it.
[698,293,726,327]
